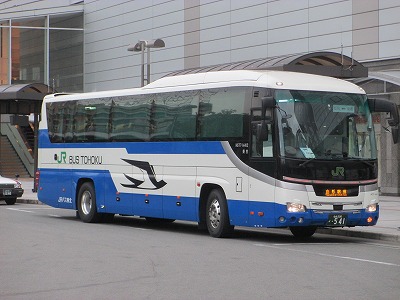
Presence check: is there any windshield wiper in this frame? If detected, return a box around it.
[344,158,375,168]
[298,158,316,168]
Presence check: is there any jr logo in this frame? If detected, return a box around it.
[56,151,67,164]
[331,167,345,177]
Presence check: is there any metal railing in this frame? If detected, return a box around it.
[0,123,34,177]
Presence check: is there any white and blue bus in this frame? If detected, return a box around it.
[37,70,399,238]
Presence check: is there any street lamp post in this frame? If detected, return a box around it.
[128,38,165,87]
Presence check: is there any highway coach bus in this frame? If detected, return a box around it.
[37,70,399,238]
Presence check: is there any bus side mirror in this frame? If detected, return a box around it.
[368,98,400,143]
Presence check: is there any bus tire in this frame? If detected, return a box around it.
[77,182,102,223]
[206,189,234,238]
[289,226,317,238]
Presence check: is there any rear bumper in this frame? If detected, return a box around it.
[0,188,24,199]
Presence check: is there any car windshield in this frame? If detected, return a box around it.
[276,89,377,160]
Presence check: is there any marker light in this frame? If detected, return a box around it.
[366,204,377,212]
[287,202,306,213]
[367,217,373,223]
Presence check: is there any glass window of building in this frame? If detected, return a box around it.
[0,21,10,85]
[11,17,46,84]
[49,13,83,92]
[0,12,83,92]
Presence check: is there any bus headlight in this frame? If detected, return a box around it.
[287,202,306,213]
[366,204,377,212]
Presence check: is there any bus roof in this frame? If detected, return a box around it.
[144,70,365,94]
[44,70,365,102]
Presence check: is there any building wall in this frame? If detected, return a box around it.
[84,0,185,91]
[82,0,400,91]
[2,0,400,91]
[0,0,83,19]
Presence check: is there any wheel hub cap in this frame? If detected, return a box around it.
[81,191,92,215]
[208,198,221,229]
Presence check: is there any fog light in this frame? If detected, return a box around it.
[366,204,377,212]
[287,202,306,213]
[298,217,304,224]
[367,216,373,223]
[279,216,286,223]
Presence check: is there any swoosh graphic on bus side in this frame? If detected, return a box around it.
[121,158,167,190]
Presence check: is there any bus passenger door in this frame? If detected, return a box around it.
[248,94,277,227]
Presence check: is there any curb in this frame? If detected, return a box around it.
[17,199,41,205]
[317,228,400,244]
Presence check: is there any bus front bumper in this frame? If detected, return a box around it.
[275,205,379,228]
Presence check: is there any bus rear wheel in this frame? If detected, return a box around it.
[206,189,233,238]
[289,226,317,238]
[77,182,102,223]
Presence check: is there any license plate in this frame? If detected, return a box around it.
[3,189,12,196]
[327,214,347,226]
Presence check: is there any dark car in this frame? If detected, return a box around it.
[0,175,24,205]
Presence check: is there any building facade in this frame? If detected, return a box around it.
[1,0,400,194]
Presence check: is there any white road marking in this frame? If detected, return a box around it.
[254,243,400,267]
[17,207,57,210]
[6,208,35,213]
[48,214,62,218]
[361,242,400,250]
[273,243,342,246]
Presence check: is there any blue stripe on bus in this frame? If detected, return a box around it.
[39,130,225,154]
[37,167,379,229]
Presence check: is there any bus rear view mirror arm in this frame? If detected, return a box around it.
[368,98,399,126]
[368,98,400,143]
[256,121,269,141]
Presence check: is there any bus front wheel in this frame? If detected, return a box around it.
[289,226,317,238]
[206,189,233,238]
[77,182,102,223]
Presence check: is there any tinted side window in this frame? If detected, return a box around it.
[74,98,112,142]
[47,101,75,143]
[152,90,199,140]
[46,87,250,143]
[110,94,152,141]
[198,87,248,140]
[46,102,62,142]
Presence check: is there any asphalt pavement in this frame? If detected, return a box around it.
[15,178,400,243]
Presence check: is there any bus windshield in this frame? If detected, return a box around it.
[276,90,377,160]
